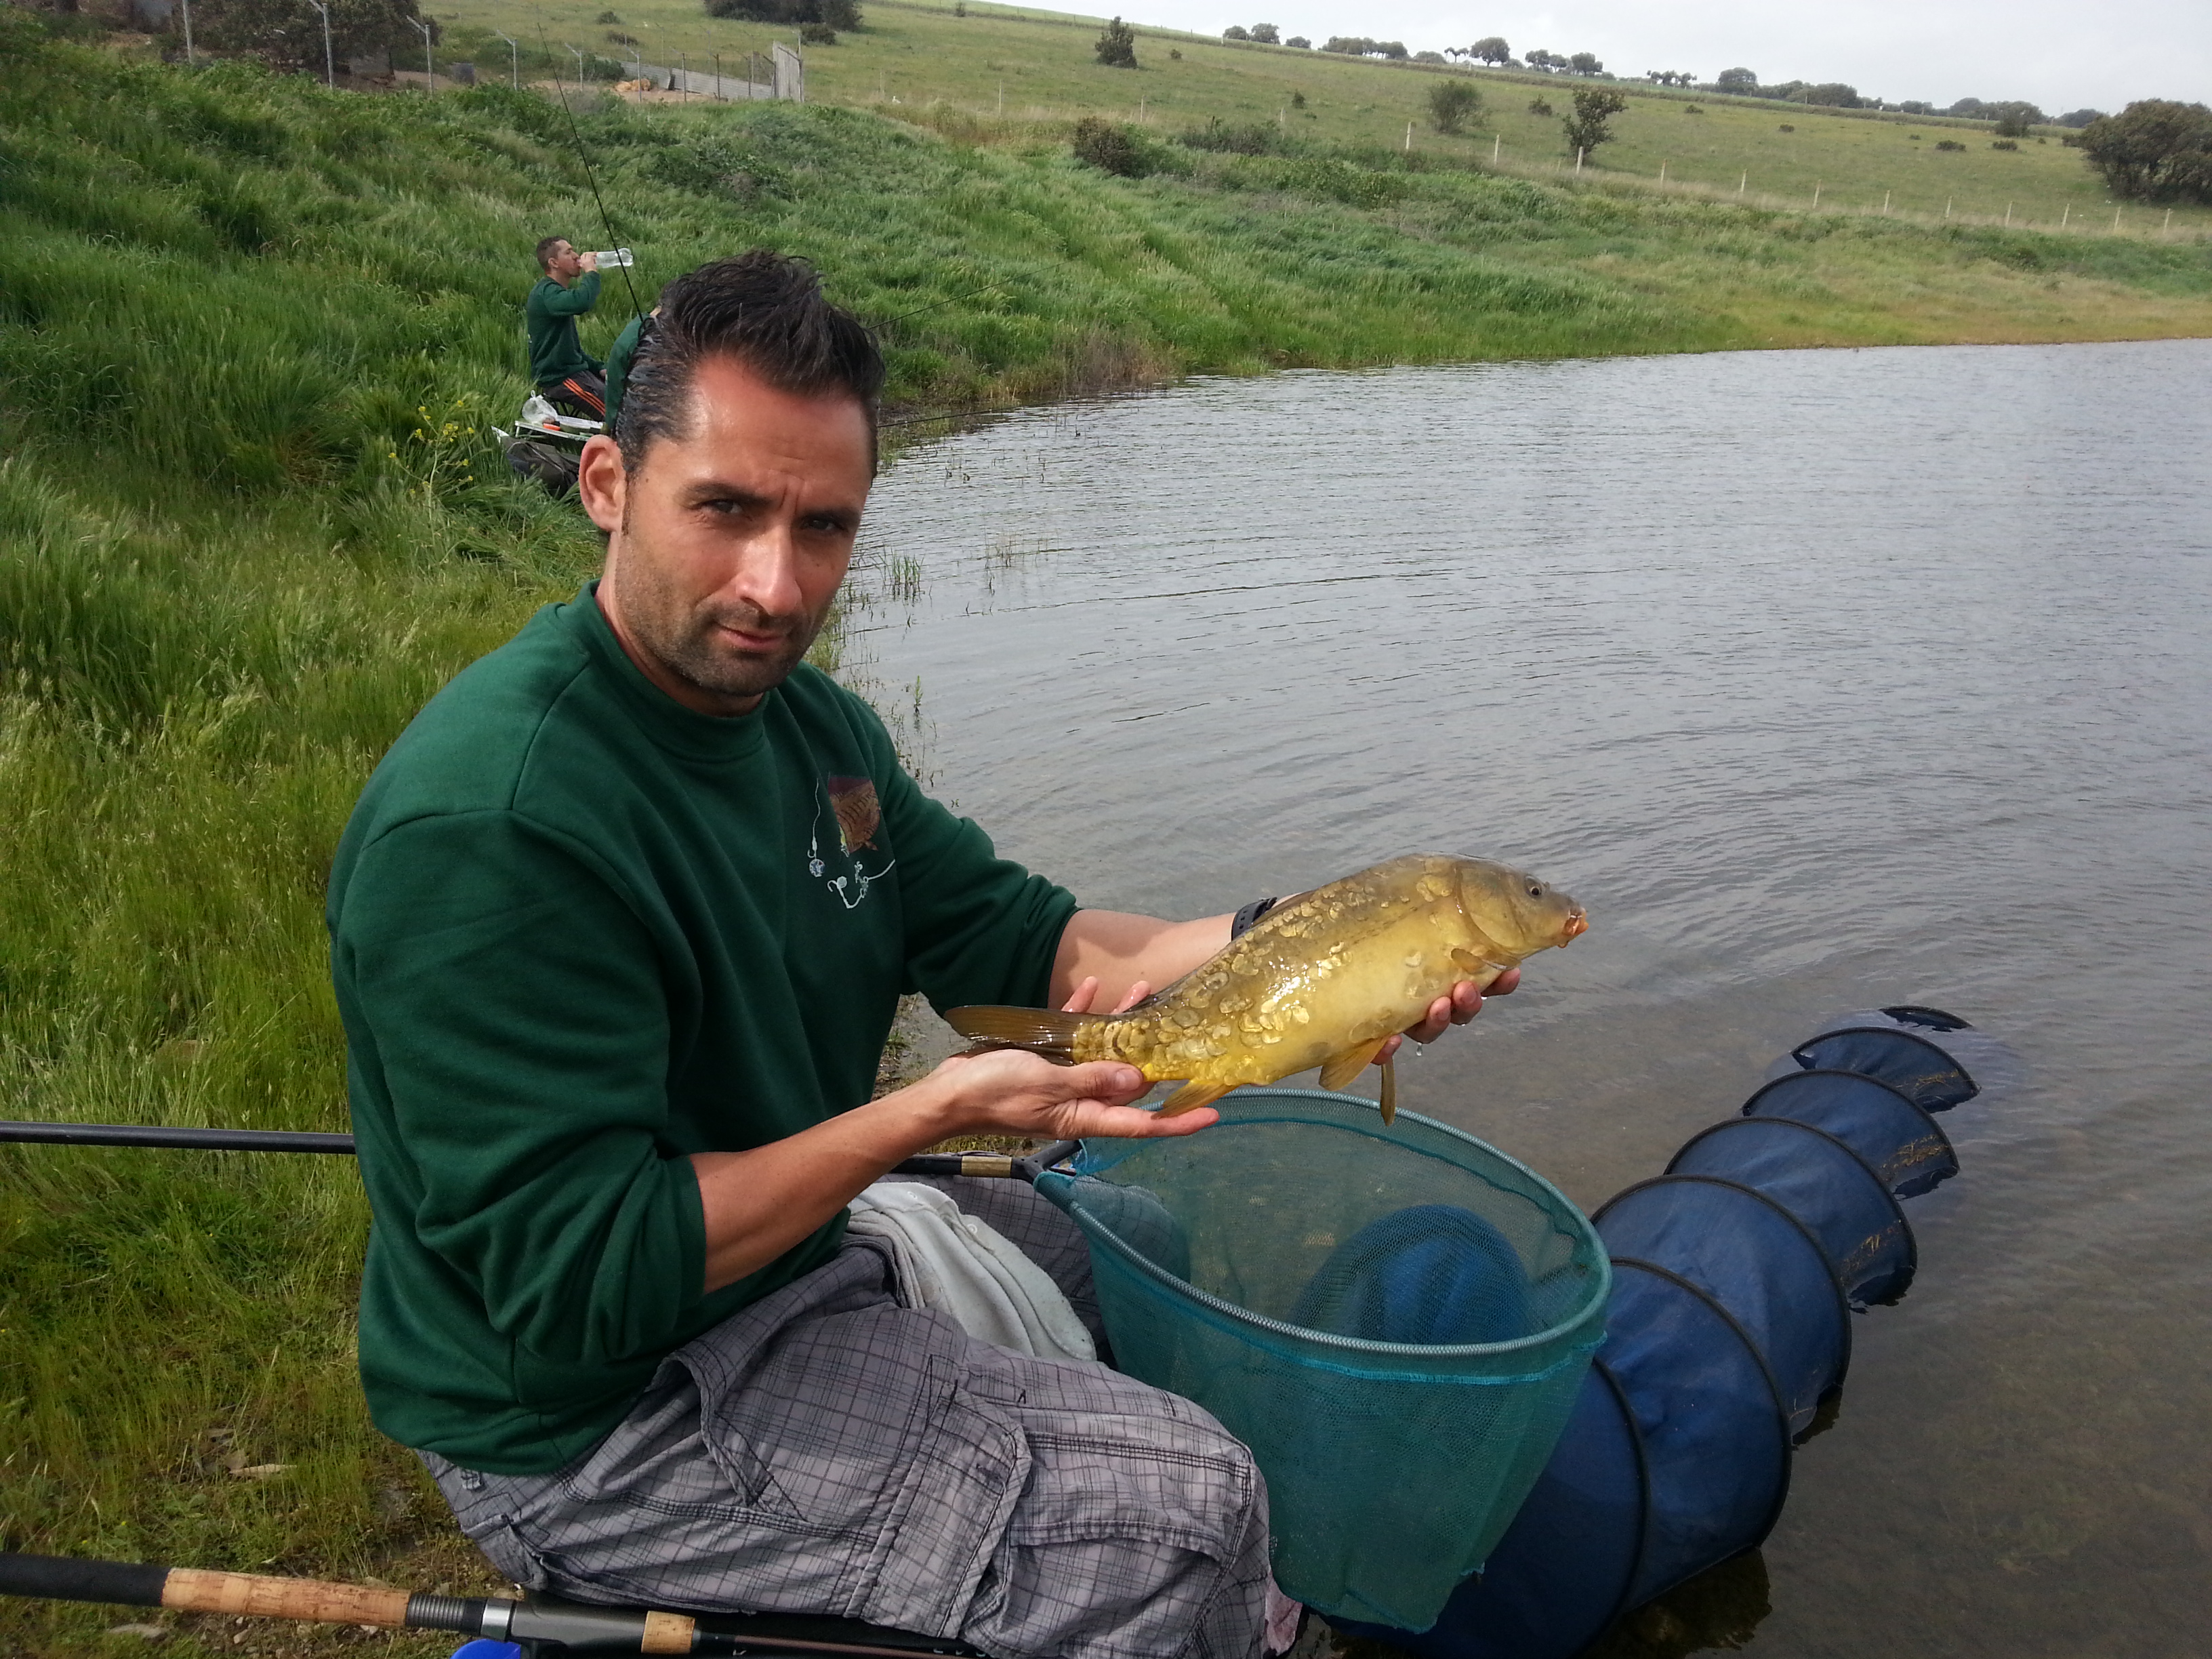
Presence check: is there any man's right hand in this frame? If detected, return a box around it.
[579,251,600,272]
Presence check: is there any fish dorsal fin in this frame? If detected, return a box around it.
[1318,1038,1388,1092]
[1157,1080,1234,1118]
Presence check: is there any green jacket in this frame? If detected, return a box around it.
[603,312,644,436]
[524,271,602,389]
[327,586,1078,1472]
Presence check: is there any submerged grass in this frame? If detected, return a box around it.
[1,4,2209,1652]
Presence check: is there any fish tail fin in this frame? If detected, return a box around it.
[945,1005,1088,1062]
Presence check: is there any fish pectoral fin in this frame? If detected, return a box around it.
[1380,1053,1397,1127]
[1157,1080,1235,1118]
[1317,1038,1389,1092]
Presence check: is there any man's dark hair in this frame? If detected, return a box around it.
[535,234,571,272]
[617,250,886,471]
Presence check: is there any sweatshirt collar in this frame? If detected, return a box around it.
[567,581,772,763]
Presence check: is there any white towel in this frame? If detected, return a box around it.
[848,1181,1097,1362]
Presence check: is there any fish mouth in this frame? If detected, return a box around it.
[1560,910,1589,943]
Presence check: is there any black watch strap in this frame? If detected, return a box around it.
[1229,896,1282,939]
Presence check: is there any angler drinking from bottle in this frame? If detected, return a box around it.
[527,235,607,419]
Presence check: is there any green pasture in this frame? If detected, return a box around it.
[432,0,2212,237]
[3,1,2211,1651]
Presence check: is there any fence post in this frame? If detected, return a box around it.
[1658,159,1666,182]
[1492,132,1500,164]
[2004,201,2011,226]
[1811,181,1820,207]
[1405,121,1413,152]
[1738,171,1746,194]
[2060,205,2068,228]
[1575,146,1584,173]
[1881,189,1889,214]
[2113,204,2122,232]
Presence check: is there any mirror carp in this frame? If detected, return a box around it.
[947,853,1587,1124]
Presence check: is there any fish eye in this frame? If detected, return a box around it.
[1528,884,1544,897]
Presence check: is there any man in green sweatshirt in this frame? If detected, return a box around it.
[331,251,1498,1659]
[525,235,606,419]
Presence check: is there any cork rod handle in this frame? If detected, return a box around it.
[161,1569,412,1627]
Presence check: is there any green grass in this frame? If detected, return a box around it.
[3,2,2211,1651]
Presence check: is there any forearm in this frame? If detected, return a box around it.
[691,1085,957,1292]
[1049,908,1233,1008]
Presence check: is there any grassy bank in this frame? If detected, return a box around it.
[4,2,2212,1650]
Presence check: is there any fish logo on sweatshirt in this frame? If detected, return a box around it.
[807,773,893,909]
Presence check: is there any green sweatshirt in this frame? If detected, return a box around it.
[524,270,602,390]
[327,586,1078,1473]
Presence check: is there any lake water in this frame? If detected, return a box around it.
[851,339,2212,1658]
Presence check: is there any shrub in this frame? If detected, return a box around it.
[1428,79,1481,136]
[1168,47,1181,58]
[1177,115,1280,155]
[1934,138,1965,151]
[703,0,861,29]
[1095,14,1136,67]
[1991,138,2017,150]
[1683,104,1702,114]
[1290,89,1305,108]
[1778,123,1795,132]
[606,30,638,45]
[595,9,621,20]
[1527,97,1551,117]
[1071,116,1148,176]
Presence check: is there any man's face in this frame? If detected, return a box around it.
[545,240,582,283]
[579,354,871,718]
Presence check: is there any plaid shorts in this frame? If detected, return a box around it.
[422,1176,1272,1659]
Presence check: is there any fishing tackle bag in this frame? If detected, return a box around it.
[1036,1089,1608,1632]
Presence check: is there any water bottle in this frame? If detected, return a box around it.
[589,248,634,268]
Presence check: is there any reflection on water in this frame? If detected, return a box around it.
[855,340,2212,1656]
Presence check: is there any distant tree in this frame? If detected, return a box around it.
[1469,35,1511,64]
[799,20,836,41]
[1567,51,1603,76]
[1986,100,2043,136]
[1221,24,1248,40]
[1284,35,1309,48]
[1713,66,1756,93]
[2057,108,2103,128]
[2076,100,2212,201]
[1094,14,1137,66]
[1946,97,1986,118]
[1793,83,1861,108]
[1290,89,1305,106]
[1522,47,1560,72]
[1562,86,1628,155]
[1322,36,1366,54]
[1250,22,1278,43]
[1428,78,1481,134]
[1897,100,1933,115]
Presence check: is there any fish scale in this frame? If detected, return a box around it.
[948,854,1588,1123]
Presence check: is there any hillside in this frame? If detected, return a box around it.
[3,1,2212,1652]
[440,0,2212,237]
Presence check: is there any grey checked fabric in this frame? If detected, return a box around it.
[423,1176,1271,1659]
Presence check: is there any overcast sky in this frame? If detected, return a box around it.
[1124,0,2210,116]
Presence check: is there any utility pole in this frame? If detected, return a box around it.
[565,42,586,85]
[180,0,193,65]
[306,0,332,85]
[680,51,689,100]
[497,31,519,87]
[413,17,433,85]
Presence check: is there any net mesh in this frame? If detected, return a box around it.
[1037,1088,1608,1631]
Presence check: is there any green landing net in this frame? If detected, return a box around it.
[1036,1089,1609,1633]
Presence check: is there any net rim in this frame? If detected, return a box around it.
[1059,1088,1612,1365]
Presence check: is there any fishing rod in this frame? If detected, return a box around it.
[538,20,646,327]
[0,1551,985,1657]
[0,1120,1076,1182]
